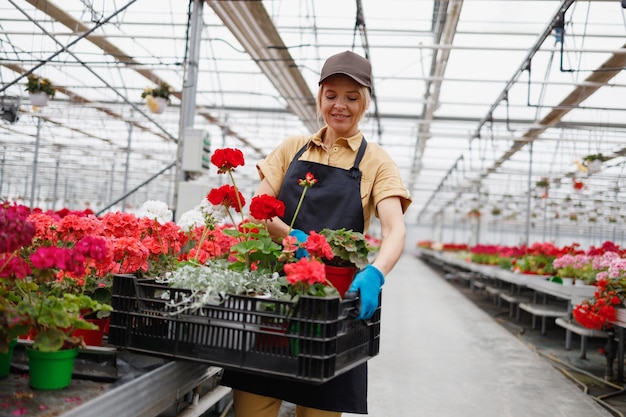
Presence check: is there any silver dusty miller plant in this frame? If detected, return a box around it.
[155,259,284,314]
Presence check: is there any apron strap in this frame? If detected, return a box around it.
[350,138,368,179]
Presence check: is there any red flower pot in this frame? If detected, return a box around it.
[324,264,358,297]
[73,317,109,346]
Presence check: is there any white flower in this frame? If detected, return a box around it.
[177,209,205,232]
[137,200,173,224]
[198,197,227,223]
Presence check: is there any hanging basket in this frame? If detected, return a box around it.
[29,92,49,107]
[586,159,602,174]
[146,96,168,114]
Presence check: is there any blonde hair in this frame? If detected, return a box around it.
[316,84,371,127]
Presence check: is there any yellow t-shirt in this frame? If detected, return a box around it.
[256,127,412,232]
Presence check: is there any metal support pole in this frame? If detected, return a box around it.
[122,123,133,212]
[524,141,533,245]
[605,328,617,382]
[109,158,116,203]
[63,178,68,208]
[30,116,42,210]
[0,146,5,196]
[173,0,204,217]
[52,158,60,211]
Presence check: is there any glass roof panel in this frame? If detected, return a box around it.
[0,0,624,242]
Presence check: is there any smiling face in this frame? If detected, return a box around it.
[318,75,369,140]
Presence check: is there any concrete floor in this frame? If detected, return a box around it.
[341,253,613,417]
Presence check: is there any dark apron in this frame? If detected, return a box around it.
[221,139,369,414]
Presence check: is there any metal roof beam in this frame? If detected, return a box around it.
[206,0,318,133]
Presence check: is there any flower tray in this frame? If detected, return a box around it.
[108,275,380,384]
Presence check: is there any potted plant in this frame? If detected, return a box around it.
[0,202,115,388]
[25,74,56,107]
[0,298,29,378]
[573,251,626,330]
[535,177,549,198]
[317,228,371,269]
[582,153,607,174]
[314,228,372,296]
[155,259,284,314]
[466,208,481,219]
[141,82,173,114]
[0,202,36,376]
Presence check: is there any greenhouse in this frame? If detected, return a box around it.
[1,1,626,416]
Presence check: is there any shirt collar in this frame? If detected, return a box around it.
[309,126,363,151]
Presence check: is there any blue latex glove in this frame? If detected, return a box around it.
[348,264,384,320]
[288,229,309,259]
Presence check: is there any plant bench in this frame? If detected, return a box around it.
[519,302,568,335]
[555,317,609,359]
[471,279,486,292]
[499,293,530,320]
[485,285,503,306]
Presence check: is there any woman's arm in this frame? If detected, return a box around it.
[371,196,406,276]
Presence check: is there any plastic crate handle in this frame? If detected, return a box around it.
[344,291,380,326]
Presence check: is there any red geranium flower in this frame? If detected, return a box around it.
[573,180,584,190]
[303,231,334,261]
[207,185,246,213]
[284,258,327,286]
[211,148,245,174]
[249,194,285,221]
[298,172,317,187]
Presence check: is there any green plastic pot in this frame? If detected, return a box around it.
[27,347,78,390]
[0,339,17,378]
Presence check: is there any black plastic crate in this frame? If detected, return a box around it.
[109,274,381,383]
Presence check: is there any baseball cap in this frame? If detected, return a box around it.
[318,51,372,89]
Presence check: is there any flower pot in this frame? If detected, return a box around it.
[586,159,602,174]
[29,92,49,107]
[27,347,78,390]
[19,328,37,341]
[0,339,17,378]
[324,264,357,297]
[147,96,168,114]
[73,317,109,346]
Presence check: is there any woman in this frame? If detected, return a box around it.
[221,50,412,417]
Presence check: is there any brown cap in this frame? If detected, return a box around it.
[318,51,371,89]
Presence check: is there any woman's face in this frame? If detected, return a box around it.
[320,75,365,138]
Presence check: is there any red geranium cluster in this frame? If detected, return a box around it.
[211,147,244,174]
[208,185,246,214]
[249,194,285,221]
[282,231,337,297]
[573,278,621,330]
